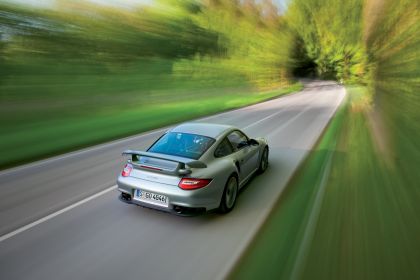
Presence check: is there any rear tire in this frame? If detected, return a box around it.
[258,147,269,174]
[219,175,238,214]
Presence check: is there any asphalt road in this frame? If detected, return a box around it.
[0,80,345,280]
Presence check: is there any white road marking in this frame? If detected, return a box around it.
[266,102,313,138]
[267,87,345,139]
[242,110,285,130]
[0,185,117,243]
[243,89,318,131]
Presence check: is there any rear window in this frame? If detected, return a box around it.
[148,132,215,160]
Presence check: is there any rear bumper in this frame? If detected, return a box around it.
[117,175,222,214]
[118,193,206,215]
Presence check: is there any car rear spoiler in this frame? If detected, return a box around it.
[122,150,207,175]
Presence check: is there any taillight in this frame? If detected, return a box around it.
[121,163,133,177]
[178,178,212,190]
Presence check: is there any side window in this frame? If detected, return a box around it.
[227,131,248,151]
[214,138,234,158]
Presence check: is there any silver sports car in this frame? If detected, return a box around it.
[117,122,269,215]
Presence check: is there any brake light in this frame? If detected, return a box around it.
[178,178,212,190]
[140,165,162,171]
[121,163,133,177]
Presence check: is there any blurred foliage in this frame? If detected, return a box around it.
[0,0,293,87]
[0,0,219,62]
[286,0,368,83]
[364,0,420,190]
[188,0,293,88]
[0,0,300,167]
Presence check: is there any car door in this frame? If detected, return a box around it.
[227,130,260,184]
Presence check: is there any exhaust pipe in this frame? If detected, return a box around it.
[121,192,132,201]
[174,206,183,214]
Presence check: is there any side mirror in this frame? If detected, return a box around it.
[248,139,259,146]
[237,141,249,149]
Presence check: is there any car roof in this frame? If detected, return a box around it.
[170,122,235,139]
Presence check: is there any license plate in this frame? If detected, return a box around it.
[133,189,169,208]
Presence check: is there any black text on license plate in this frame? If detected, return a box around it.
[134,189,168,207]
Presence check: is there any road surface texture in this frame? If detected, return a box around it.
[0,80,345,280]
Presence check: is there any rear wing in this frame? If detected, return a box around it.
[122,150,207,176]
